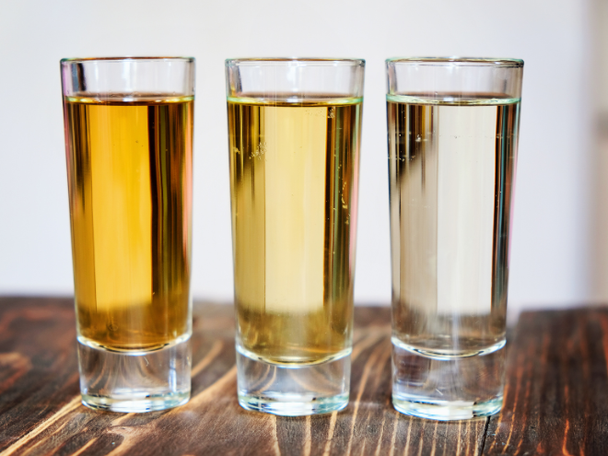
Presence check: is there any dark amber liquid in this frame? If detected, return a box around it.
[64,96,193,351]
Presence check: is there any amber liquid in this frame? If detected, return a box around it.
[228,96,362,365]
[64,95,193,351]
[388,94,520,355]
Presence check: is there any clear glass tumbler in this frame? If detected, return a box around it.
[226,58,365,415]
[386,57,523,420]
[61,57,195,412]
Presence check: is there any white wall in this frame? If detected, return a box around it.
[591,0,608,300]
[0,0,594,316]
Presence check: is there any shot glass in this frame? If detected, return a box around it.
[225,58,365,415]
[386,57,523,420]
[61,57,195,412]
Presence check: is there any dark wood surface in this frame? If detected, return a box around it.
[0,298,607,455]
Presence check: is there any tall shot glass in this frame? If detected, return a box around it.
[61,57,195,412]
[387,58,523,420]
[226,58,364,415]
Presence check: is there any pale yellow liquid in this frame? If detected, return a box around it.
[64,96,193,351]
[388,94,519,355]
[228,97,362,365]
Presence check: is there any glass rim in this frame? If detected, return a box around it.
[226,57,365,67]
[60,56,195,65]
[386,57,523,68]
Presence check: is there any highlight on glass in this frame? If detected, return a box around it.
[61,56,195,412]
[386,57,523,420]
[226,57,365,416]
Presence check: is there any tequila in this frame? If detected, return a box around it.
[228,97,362,365]
[64,96,193,351]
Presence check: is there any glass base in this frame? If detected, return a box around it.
[77,335,191,413]
[392,396,503,421]
[391,337,505,421]
[236,345,350,416]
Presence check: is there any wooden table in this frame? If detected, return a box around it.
[1,297,607,455]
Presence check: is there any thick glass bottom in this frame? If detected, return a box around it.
[392,337,505,421]
[392,395,503,421]
[236,344,350,416]
[77,335,191,413]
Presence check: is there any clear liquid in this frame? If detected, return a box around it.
[227,96,362,365]
[387,94,520,356]
[64,96,193,351]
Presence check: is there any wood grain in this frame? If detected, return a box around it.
[1,298,607,455]
[483,308,608,455]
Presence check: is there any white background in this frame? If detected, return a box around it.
[0,0,597,318]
